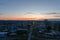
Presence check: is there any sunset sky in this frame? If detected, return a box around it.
[0,0,60,20]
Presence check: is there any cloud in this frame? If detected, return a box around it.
[0,13,3,15]
[24,12,34,15]
[46,12,60,15]
[41,12,60,15]
[46,13,57,14]
[53,15,60,17]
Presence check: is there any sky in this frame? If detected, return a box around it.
[0,0,60,20]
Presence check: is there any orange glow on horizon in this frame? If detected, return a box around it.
[0,15,59,20]
[0,17,44,20]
